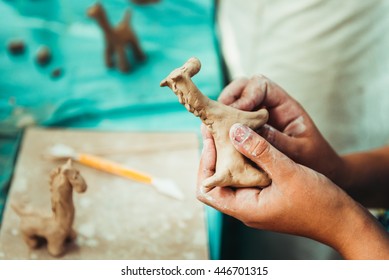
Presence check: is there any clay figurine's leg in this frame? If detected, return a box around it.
[22,233,40,249]
[202,165,270,188]
[234,166,271,187]
[66,228,77,242]
[130,41,146,61]
[202,172,231,188]
[116,46,130,72]
[105,44,115,68]
[241,109,269,130]
[47,237,65,257]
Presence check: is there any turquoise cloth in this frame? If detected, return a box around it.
[378,210,389,231]
[0,0,223,259]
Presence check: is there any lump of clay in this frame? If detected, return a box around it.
[87,2,146,73]
[12,159,87,257]
[36,46,52,66]
[160,58,271,188]
[7,39,25,55]
[50,67,63,79]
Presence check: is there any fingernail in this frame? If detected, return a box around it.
[231,123,250,143]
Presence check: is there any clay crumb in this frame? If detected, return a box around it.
[50,67,63,79]
[8,39,25,55]
[36,46,52,66]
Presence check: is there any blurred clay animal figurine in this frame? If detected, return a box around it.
[160,58,271,188]
[12,159,87,257]
[87,2,145,72]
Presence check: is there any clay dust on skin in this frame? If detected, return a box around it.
[285,116,307,137]
[198,186,233,212]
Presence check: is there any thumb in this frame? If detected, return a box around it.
[229,123,295,179]
[230,76,266,111]
[256,124,296,155]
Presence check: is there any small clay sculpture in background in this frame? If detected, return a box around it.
[7,39,25,55]
[36,45,52,66]
[12,159,87,257]
[87,2,146,73]
[161,58,271,189]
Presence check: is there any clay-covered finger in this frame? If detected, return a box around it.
[256,124,297,156]
[196,183,237,215]
[230,76,267,111]
[197,127,217,189]
[230,123,296,181]
[218,77,248,105]
[200,123,213,141]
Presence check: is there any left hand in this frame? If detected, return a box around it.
[218,76,345,185]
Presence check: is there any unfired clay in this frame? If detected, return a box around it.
[51,67,63,79]
[87,3,145,73]
[36,46,52,66]
[8,39,25,55]
[160,57,271,188]
[12,159,87,257]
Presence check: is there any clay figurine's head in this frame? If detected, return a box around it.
[87,2,105,19]
[182,57,201,77]
[160,57,201,88]
[50,159,87,194]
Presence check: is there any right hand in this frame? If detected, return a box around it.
[197,123,389,259]
[218,75,345,185]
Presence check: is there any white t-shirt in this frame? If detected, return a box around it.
[218,0,389,154]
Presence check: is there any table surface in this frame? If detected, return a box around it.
[0,127,208,259]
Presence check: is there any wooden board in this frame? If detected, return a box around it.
[0,128,208,259]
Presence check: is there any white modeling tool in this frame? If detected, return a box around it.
[46,144,184,200]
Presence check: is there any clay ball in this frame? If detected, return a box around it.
[51,68,63,79]
[36,46,52,66]
[7,40,25,55]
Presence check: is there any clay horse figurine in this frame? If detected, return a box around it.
[161,57,271,189]
[13,159,87,257]
[88,2,146,72]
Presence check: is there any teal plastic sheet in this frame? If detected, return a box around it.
[0,0,223,259]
